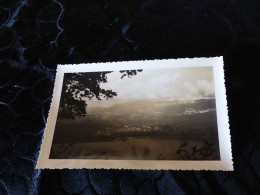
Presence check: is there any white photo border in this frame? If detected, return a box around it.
[37,57,233,170]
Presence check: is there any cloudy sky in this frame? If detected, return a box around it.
[87,66,215,107]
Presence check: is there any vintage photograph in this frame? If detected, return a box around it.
[50,66,220,160]
[37,57,233,170]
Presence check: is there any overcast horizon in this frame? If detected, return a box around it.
[85,66,215,108]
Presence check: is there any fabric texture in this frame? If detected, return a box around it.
[0,0,260,194]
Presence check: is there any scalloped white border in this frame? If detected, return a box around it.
[36,57,233,170]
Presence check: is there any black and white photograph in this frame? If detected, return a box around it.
[50,67,220,161]
[37,57,232,170]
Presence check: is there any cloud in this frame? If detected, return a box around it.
[101,70,182,100]
[88,67,215,106]
[181,80,215,100]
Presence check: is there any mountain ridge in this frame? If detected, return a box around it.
[87,98,216,117]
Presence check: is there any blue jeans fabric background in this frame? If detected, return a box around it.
[0,0,259,194]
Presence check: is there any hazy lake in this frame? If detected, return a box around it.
[50,138,219,160]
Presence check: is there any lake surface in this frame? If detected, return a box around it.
[50,138,220,160]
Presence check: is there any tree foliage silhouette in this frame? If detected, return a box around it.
[58,70,142,119]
